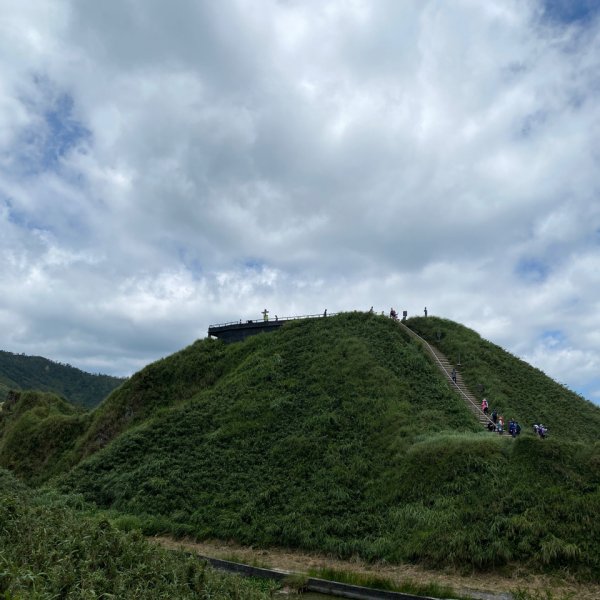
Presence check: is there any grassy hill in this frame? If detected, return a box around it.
[0,391,90,485]
[1,312,599,581]
[0,349,125,408]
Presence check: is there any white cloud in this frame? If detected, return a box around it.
[0,0,599,405]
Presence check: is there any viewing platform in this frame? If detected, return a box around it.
[208,312,334,344]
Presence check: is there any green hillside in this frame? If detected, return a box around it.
[0,391,90,485]
[0,349,125,408]
[405,316,600,440]
[2,312,599,582]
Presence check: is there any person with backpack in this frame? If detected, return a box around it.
[481,398,489,414]
[497,415,504,434]
[508,419,516,437]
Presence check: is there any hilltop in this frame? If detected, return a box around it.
[0,349,125,408]
[1,313,599,582]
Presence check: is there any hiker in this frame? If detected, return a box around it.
[481,398,489,414]
[491,409,498,424]
[515,421,521,436]
[323,309,327,317]
[424,306,428,317]
[451,368,457,383]
[262,308,269,322]
[487,421,496,432]
[369,306,374,314]
[508,419,516,437]
[498,415,504,434]
[390,308,398,320]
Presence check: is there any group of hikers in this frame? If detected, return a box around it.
[388,307,428,320]
[481,397,548,438]
[481,398,522,437]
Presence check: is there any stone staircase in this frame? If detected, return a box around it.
[398,322,493,428]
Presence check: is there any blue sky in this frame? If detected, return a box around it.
[1,0,600,405]
[543,0,600,24]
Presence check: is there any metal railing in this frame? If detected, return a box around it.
[209,312,338,329]
[398,322,495,427]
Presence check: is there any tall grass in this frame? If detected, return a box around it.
[0,469,276,599]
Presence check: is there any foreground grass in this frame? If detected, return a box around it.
[0,469,276,599]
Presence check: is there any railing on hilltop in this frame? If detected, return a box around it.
[209,312,338,329]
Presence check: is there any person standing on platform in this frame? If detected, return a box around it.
[262,308,269,322]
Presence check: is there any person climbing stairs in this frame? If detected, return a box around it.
[398,322,495,428]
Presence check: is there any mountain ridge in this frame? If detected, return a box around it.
[0,349,125,408]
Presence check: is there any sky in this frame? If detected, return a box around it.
[1,1,599,405]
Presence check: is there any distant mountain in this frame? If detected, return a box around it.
[0,350,125,409]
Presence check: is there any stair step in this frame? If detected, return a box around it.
[400,322,492,431]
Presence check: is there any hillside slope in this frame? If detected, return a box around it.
[1,313,599,579]
[49,312,600,580]
[0,349,125,408]
[0,391,89,485]
[405,316,600,441]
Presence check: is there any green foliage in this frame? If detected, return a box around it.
[308,567,465,599]
[0,349,124,408]
[0,468,276,599]
[0,391,90,484]
[406,316,600,442]
[3,312,600,581]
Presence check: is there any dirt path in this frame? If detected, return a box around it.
[151,536,599,600]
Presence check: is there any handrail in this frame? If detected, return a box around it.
[209,312,338,329]
[398,322,495,427]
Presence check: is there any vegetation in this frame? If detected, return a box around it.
[405,316,600,442]
[1,312,599,584]
[0,349,124,408]
[307,567,465,599]
[0,468,276,599]
[0,391,88,485]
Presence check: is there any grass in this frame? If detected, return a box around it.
[0,391,89,484]
[405,316,600,442]
[0,468,277,599]
[307,567,467,599]
[2,312,600,582]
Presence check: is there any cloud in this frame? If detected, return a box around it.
[0,0,599,406]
